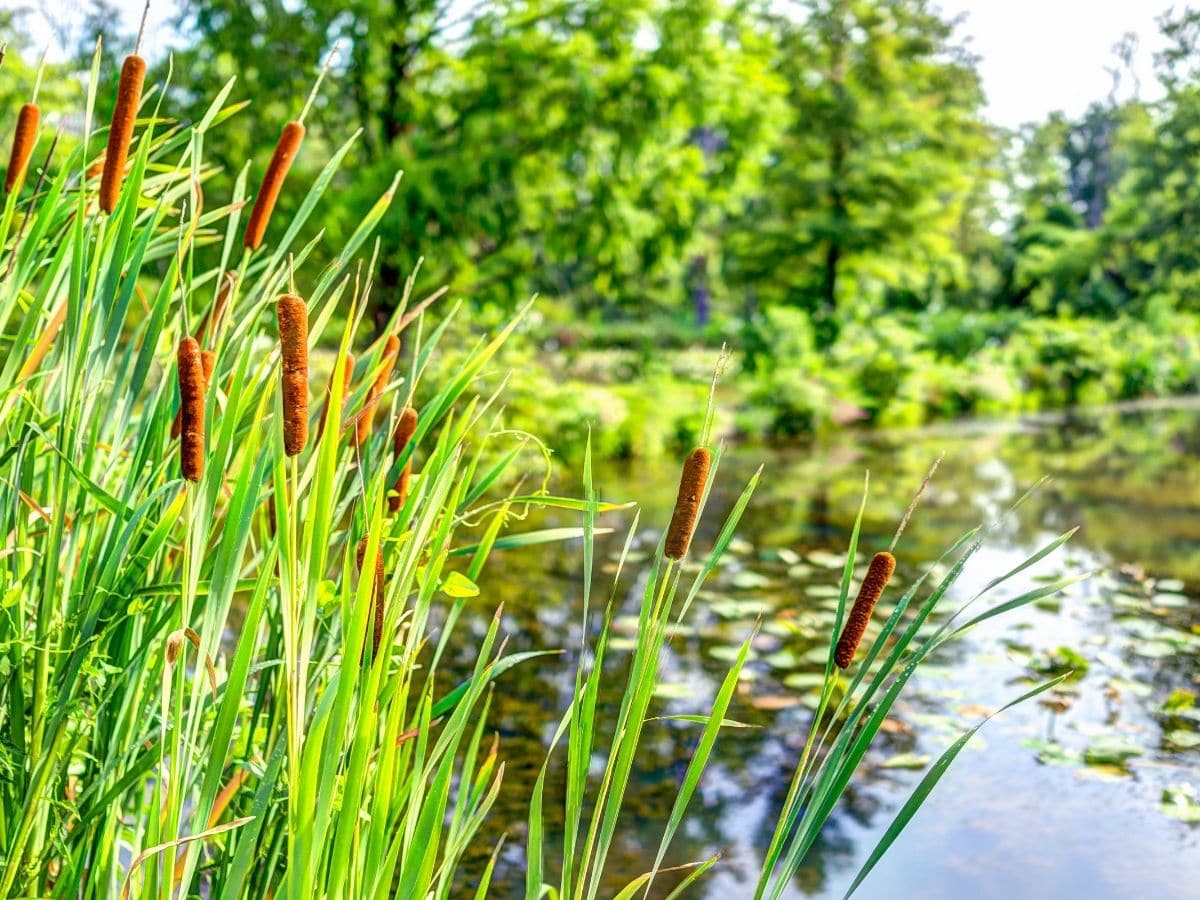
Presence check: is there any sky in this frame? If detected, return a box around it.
[938,0,1177,126]
[12,0,1186,128]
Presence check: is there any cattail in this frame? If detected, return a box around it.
[194,271,237,349]
[317,352,354,441]
[834,551,896,669]
[277,293,309,456]
[17,300,66,382]
[178,337,205,482]
[244,121,305,250]
[86,154,105,180]
[5,103,40,195]
[355,536,386,659]
[171,349,216,439]
[354,335,399,448]
[665,447,711,559]
[100,54,147,214]
[389,406,418,512]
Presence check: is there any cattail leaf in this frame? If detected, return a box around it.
[449,526,613,557]
[947,571,1093,639]
[842,674,1071,899]
[970,526,1079,601]
[431,649,560,719]
[648,714,758,728]
[472,837,507,900]
[611,854,722,900]
[120,816,253,900]
[643,627,757,897]
[218,740,285,900]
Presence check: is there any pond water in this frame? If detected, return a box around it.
[447,401,1200,898]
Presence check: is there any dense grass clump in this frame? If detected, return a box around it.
[0,39,1083,900]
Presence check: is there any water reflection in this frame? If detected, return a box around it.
[449,402,1200,898]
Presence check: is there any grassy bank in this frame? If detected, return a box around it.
[491,306,1200,460]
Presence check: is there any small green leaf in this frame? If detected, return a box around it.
[441,571,480,599]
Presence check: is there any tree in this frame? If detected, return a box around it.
[173,0,786,324]
[725,0,994,344]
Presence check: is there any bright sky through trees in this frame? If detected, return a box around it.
[22,0,1174,129]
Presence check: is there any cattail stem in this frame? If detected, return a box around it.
[178,337,205,482]
[317,352,354,441]
[889,453,944,552]
[834,551,896,669]
[356,536,386,660]
[276,293,309,456]
[355,335,399,448]
[299,42,340,124]
[665,447,711,559]
[30,44,48,104]
[389,405,418,512]
[100,54,146,214]
[244,121,305,250]
[5,103,40,195]
[134,0,151,56]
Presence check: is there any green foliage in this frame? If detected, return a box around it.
[0,45,1080,899]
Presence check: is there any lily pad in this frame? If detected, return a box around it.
[653,682,694,700]
[730,570,771,590]
[1083,737,1143,767]
[1161,783,1200,823]
[880,752,930,770]
[1165,730,1200,750]
[752,694,803,711]
[1023,739,1080,766]
[808,550,845,569]
[783,672,825,691]
[709,598,774,619]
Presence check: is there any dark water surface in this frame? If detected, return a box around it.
[448,402,1200,898]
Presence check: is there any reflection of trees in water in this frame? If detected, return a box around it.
[446,403,1200,895]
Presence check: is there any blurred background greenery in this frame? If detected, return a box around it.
[6,0,1200,457]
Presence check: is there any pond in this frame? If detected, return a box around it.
[445,401,1200,898]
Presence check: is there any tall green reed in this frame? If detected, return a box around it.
[0,37,1080,900]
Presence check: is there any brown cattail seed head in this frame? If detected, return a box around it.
[355,536,386,659]
[5,103,40,195]
[277,293,309,456]
[355,335,400,448]
[317,352,354,441]
[665,447,711,559]
[834,551,897,669]
[178,337,205,482]
[171,348,216,439]
[244,120,305,250]
[100,54,147,214]
[389,405,418,512]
